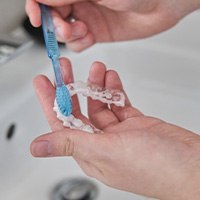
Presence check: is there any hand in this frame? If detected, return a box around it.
[31,57,200,199]
[26,0,200,52]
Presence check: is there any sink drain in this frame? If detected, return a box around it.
[51,178,98,200]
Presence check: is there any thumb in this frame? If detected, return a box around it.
[30,129,106,160]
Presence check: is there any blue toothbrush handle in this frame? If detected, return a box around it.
[40,4,60,59]
[40,5,54,33]
[40,4,72,117]
[40,4,64,87]
[52,58,64,87]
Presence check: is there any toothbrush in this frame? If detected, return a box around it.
[40,4,72,116]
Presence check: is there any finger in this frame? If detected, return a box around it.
[33,58,77,131]
[87,62,119,130]
[30,129,109,161]
[54,18,89,45]
[52,11,89,45]
[67,32,95,52]
[51,10,72,43]
[33,75,64,131]
[59,58,90,125]
[26,0,41,27]
[105,70,143,121]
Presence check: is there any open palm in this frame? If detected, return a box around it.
[31,57,200,199]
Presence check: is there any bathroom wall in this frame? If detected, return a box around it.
[0,0,26,34]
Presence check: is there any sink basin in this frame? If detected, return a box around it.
[0,11,200,200]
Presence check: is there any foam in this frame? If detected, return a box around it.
[53,101,95,133]
[53,81,125,133]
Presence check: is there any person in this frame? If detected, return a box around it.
[26,0,200,199]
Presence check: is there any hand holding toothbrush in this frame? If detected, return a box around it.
[26,0,200,52]
[31,57,200,199]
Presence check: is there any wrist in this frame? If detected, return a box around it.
[166,149,200,199]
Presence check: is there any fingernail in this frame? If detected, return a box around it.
[31,140,52,157]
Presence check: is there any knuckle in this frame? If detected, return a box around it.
[123,106,143,118]
[63,136,75,156]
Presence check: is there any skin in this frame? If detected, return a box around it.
[25,0,200,51]
[31,58,200,199]
[26,0,200,198]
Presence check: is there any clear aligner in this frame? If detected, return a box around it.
[53,81,125,133]
[67,81,125,107]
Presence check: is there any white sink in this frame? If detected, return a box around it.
[0,11,200,200]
